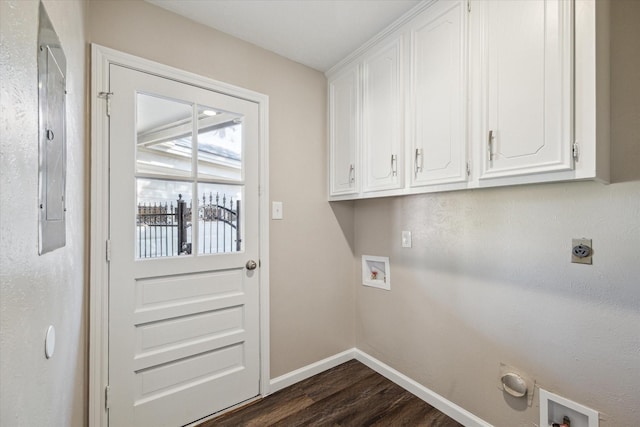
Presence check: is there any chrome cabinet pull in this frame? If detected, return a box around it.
[391,154,398,176]
[349,164,355,183]
[488,130,494,161]
[414,148,423,175]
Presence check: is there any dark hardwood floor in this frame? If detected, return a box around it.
[198,359,464,427]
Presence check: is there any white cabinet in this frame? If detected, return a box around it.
[328,36,404,198]
[328,64,359,196]
[361,37,403,193]
[327,0,608,201]
[328,0,468,200]
[408,0,468,188]
[478,0,574,180]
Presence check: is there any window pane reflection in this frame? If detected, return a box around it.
[197,105,242,181]
[136,93,193,177]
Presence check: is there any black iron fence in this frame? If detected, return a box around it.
[136,193,240,258]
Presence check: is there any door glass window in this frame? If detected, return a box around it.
[135,94,245,259]
[196,105,243,181]
[136,178,192,258]
[197,183,243,254]
[136,93,193,177]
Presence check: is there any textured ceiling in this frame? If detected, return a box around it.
[146,0,421,72]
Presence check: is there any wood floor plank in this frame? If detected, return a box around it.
[300,360,378,402]
[271,371,390,427]
[369,395,460,427]
[330,381,417,426]
[203,393,314,427]
[200,360,464,427]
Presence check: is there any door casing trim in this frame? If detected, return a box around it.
[89,43,270,427]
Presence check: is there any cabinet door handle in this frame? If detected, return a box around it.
[415,148,423,175]
[349,164,355,183]
[391,154,398,177]
[488,130,494,161]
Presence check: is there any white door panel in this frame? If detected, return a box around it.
[108,64,260,427]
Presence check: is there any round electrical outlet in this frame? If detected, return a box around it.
[572,244,591,258]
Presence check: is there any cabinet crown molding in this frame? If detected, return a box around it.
[325,0,437,77]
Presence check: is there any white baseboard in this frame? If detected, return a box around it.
[353,349,492,427]
[269,348,357,393]
[269,348,492,427]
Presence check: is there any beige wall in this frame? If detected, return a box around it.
[353,1,640,426]
[0,0,87,425]
[88,0,355,378]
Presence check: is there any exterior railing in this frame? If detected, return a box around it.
[136,193,240,258]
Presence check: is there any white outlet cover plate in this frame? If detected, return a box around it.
[401,231,412,248]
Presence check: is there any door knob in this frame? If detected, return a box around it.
[246,260,258,270]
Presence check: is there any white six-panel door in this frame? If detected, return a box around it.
[108,64,260,427]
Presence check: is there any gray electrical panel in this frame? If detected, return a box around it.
[38,2,67,255]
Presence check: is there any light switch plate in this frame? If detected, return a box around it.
[272,201,283,220]
[402,231,412,248]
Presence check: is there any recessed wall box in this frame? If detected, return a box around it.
[362,255,390,290]
[540,389,599,427]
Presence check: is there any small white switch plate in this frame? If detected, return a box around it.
[272,201,283,220]
[401,231,412,248]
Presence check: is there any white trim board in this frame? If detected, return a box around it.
[269,349,356,393]
[354,350,492,427]
[89,44,270,427]
[269,348,492,427]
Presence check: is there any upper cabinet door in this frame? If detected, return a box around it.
[410,0,467,187]
[329,65,359,196]
[481,0,573,179]
[361,37,403,193]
